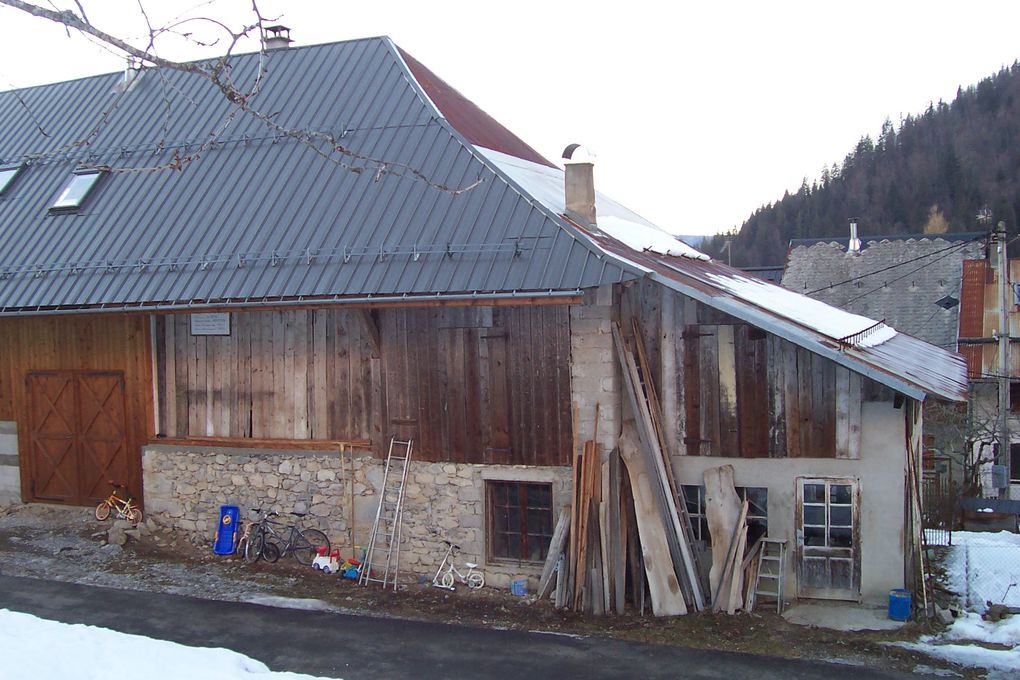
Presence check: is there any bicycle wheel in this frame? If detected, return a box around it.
[243,528,265,563]
[441,571,455,590]
[466,572,484,589]
[95,502,111,521]
[262,540,281,563]
[126,507,142,525]
[293,528,330,565]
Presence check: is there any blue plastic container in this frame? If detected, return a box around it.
[213,505,240,555]
[510,579,528,596]
[888,588,912,621]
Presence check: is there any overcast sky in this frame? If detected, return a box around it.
[2,1,1020,237]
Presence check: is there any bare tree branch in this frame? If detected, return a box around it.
[0,0,484,193]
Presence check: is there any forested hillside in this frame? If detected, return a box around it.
[703,62,1020,266]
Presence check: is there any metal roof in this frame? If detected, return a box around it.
[477,147,968,402]
[0,37,631,313]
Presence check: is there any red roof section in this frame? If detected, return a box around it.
[398,47,555,168]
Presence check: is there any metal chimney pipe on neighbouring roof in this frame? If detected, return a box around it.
[848,218,862,254]
[562,143,596,226]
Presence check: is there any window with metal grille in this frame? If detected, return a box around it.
[487,480,553,562]
[680,484,768,546]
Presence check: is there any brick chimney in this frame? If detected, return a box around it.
[562,144,596,226]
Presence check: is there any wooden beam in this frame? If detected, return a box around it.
[150,436,372,451]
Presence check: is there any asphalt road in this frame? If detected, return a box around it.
[0,575,915,679]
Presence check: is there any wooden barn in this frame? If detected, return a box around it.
[0,36,966,605]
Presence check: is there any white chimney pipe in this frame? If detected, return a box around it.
[848,219,861,255]
[562,144,596,226]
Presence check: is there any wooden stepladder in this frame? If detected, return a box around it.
[751,538,787,613]
[359,437,413,590]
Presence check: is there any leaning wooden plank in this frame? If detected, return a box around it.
[538,507,571,599]
[721,502,749,614]
[619,423,687,616]
[705,465,742,612]
[608,448,625,615]
[613,324,704,610]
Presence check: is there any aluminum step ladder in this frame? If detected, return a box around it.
[359,437,412,590]
[750,538,787,613]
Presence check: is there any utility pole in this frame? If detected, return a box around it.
[994,220,1012,498]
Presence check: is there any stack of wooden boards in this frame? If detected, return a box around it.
[538,320,717,616]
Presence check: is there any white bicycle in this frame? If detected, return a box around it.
[432,539,484,590]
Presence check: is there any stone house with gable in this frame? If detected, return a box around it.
[0,36,967,603]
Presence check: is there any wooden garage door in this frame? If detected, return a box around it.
[27,371,129,506]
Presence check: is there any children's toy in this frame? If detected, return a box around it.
[312,548,342,574]
[341,558,362,580]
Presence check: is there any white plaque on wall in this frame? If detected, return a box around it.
[190,313,231,336]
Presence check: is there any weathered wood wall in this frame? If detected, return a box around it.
[154,306,572,465]
[622,280,866,459]
[0,315,152,501]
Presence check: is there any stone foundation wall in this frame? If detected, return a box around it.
[143,445,570,589]
[0,422,20,505]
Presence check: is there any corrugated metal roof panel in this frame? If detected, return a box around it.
[0,38,632,312]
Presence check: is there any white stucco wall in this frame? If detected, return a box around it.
[672,401,906,605]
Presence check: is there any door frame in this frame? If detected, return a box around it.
[794,476,862,601]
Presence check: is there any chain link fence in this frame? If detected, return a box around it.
[947,539,1020,609]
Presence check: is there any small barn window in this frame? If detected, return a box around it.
[51,170,105,211]
[0,165,22,197]
[681,484,768,546]
[487,480,553,562]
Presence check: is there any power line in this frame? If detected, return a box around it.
[803,233,986,296]
[841,234,997,306]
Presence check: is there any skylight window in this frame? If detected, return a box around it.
[51,170,105,211]
[0,165,22,197]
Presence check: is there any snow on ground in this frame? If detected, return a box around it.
[896,530,1020,677]
[945,531,1020,608]
[0,609,341,680]
[244,595,338,612]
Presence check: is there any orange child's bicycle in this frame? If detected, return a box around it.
[95,481,143,525]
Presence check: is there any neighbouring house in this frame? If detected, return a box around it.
[958,256,1020,501]
[0,35,967,606]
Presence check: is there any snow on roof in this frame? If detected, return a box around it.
[475,146,709,260]
[704,272,897,348]
[478,144,897,349]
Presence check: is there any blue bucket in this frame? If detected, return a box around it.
[888,588,912,621]
[510,579,528,596]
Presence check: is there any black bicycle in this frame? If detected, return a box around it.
[241,508,330,565]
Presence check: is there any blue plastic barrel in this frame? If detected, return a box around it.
[213,505,240,555]
[510,579,528,596]
[888,588,912,621]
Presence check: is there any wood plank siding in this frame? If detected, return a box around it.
[0,315,152,503]
[622,281,868,459]
[154,306,572,466]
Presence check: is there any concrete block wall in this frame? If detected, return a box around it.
[143,445,570,589]
[0,422,20,505]
[569,284,621,454]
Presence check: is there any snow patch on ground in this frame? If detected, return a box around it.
[704,272,897,347]
[901,530,1020,675]
[945,531,1020,608]
[243,595,338,612]
[0,609,341,680]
